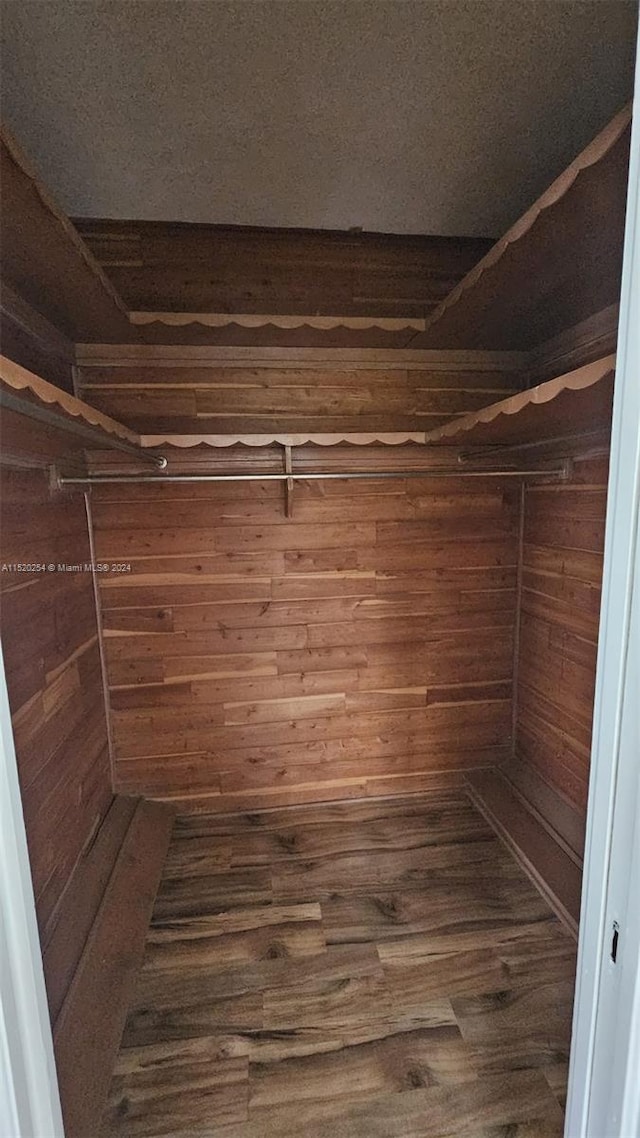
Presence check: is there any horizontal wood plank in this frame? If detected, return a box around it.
[91,469,519,811]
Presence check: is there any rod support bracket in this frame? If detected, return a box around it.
[284,445,294,518]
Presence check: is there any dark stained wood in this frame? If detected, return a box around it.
[0,127,131,341]
[413,108,630,351]
[54,798,174,1138]
[89,467,520,812]
[101,791,573,1137]
[525,304,619,387]
[73,220,492,320]
[514,452,609,812]
[43,795,138,1023]
[465,769,582,935]
[0,280,76,392]
[504,757,586,863]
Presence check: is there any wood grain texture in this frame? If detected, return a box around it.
[1,354,140,446]
[0,127,130,341]
[0,280,76,392]
[0,458,113,960]
[465,769,582,936]
[0,438,173,1138]
[514,453,609,812]
[503,758,586,864]
[525,304,620,387]
[422,357,615,449]
[55,798,173,1138]
[73,221,492,320]
[101,791,573,1137]
[413,108,630,351]
[43,795,138,1023]
[90,468,520,812]
[77,351,521,436]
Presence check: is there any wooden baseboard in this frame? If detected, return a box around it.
[465,768,582,938]
[503,756,586,864]
[43,795,138,1024]
[53,797,173,1138]
[147,767,483,816]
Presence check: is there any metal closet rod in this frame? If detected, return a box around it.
[59,466,566,485]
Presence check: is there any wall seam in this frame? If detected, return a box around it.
[510,481,526,765]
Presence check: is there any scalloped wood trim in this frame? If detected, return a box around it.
[0,355,139,445]
[139,432,427,448]
[129,312,426,331]
[423,355,616,445]
[421,105,632,336]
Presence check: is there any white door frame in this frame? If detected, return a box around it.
[0,644,64,1138]
[564,32,640,1138]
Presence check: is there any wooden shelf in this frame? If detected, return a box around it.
[422,355,615,451]
[139,431,428,449]
[128,311,427,332]
[412,106,631,351]
[1,126,130,341]
[0,355,153,464]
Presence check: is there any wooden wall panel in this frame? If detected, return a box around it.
[91,471,520,813]
[0,282,76,393]
[414,112,630,351]
[77,354,521,435]
[0,457,114,1013]
[73,221,492,319]
[514,453,609,813]
[0,129,130,341]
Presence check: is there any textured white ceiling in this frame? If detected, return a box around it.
[0,0,637,237]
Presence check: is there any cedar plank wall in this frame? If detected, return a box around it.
[0,436,113,1003]
[74,221,492,319]
[77,354,520,435]
[513,450,609,816]
[89,464,519,814]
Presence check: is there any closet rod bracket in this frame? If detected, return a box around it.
[284,445,294,519]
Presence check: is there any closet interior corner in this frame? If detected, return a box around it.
[0,89,631,1138]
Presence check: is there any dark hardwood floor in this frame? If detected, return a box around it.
[101,792,576,1137]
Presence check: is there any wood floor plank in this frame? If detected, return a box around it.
[170,791,477,836]
[377,914,574,968]
[321,880,553,945]
[153,867,273,919]
[102,1040,249,1137]
[451,979,575,1049]
[131,942,382,1014]
[141,908,326,975]
[226,804,493,865]
[271,840,522,900]
[102,791,576,1137]
[382,947,512,1010]
[247,1025,477,1120]
[121,992,264,1050]
[209,1070,563,1138]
